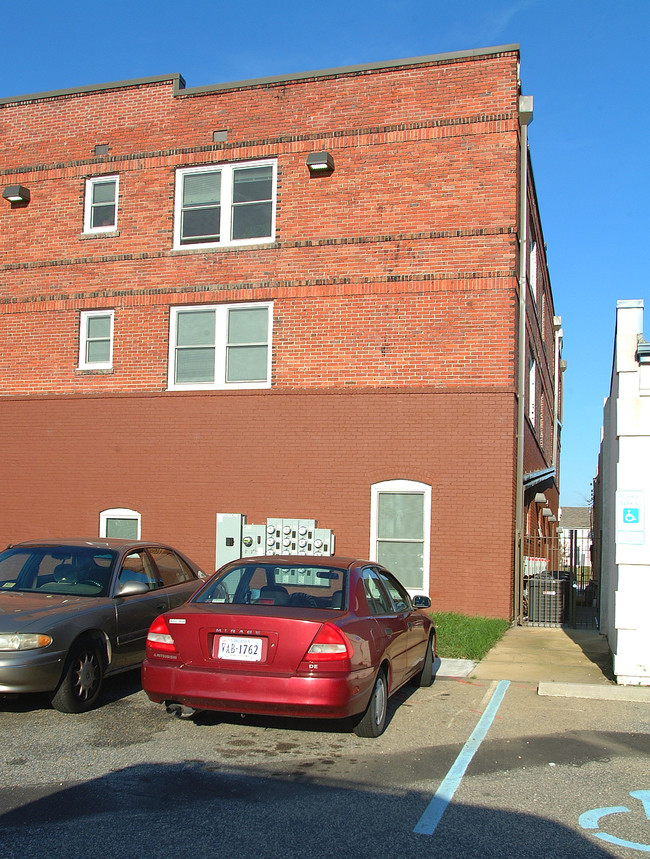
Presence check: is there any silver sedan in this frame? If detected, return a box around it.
[0,538,207,712]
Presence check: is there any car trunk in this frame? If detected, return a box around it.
[164,604,334,674]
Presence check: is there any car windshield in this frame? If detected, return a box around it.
[0,546,118,597]
[194,562,347,610]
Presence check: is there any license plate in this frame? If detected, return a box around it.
[216,635,263,662]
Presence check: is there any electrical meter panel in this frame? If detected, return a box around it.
[217,513,335,567]
[241,524,266,557]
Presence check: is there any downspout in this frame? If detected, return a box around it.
[514,94,533,625]
[552,317,563,472]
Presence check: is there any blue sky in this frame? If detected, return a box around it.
[3,0,648,506]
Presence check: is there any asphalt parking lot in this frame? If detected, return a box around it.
[1,668,648,858]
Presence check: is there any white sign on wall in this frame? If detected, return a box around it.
[616,490,645,545]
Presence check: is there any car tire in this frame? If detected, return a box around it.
[51,638,104,713]
[418,635,435,687]
[353,668,388,738]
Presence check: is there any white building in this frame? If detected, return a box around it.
[594,299,650,685]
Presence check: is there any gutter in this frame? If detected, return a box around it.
[514,94,534,625]
[552,317,564,471]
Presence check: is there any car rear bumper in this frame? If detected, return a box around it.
[0,650,65,694]
[142,659,374,719]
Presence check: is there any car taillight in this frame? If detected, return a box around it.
[304,623,352,661]
[146,616,178,658]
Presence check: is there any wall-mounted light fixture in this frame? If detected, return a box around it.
[547,515,557,523]
[3,185,30,204]
[306,151,334,174]
[534,492,547,504]
[542,507,553,518]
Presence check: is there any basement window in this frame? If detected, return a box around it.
[100,508,141,539]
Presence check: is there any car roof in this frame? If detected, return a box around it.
[6,538,175,551]
[223,555,368,567]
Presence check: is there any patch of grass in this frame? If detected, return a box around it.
[430,611,510,661]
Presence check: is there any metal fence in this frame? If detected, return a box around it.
[523,532,597,628]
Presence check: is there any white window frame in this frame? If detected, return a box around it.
[528,352,537,425]
[173,159,277,250]
[370,479,431,596]
[78,309,114,370]
[99,508,141,539]
[529,240,538,304]
[84,175,119,233]
[167,301,273,391]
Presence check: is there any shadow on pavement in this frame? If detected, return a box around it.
[0,760,619,859]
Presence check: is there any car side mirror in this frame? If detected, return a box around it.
[115,580,150,597]
[413,595,431,608]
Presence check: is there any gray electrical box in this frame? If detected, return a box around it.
[241,523,265,557]
[217,512,335,565]
[216,513,244,568]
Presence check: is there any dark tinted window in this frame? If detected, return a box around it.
[195,562,346,610]
[149,547,196,587]
[362,568,393,615]
[0,546,116,596]
[376,570,412,612]
[118,551,159,590]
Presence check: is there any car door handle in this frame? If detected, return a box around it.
[155,602,166,612]
[384,627,394,636]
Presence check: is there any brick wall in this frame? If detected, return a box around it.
[0,47,534,618]
[0,389,516,617]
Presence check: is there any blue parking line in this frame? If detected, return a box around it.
[414,679,510,836]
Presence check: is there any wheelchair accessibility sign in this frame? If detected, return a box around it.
[616,491,645,545]
[579,790,650,851]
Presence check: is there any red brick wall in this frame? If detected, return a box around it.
[0,390,516,618]
[0,48,527,618]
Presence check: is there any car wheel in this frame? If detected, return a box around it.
[418,635,435,687]
[353,668,388,738]
[51,639,104,713]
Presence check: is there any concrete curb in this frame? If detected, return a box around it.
[434,657,477,678]
[538,681,650,702]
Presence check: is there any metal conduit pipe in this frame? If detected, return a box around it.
[514,94,533,625]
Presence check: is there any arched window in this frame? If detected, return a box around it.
[99,508,141,540]
[370,480,431,594]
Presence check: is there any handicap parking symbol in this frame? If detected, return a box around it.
[579,790,650,851]
[624,507,640,524]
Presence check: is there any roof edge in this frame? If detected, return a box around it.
[0,43,519,106]
[0,73,186,107]
[179,43,520,96]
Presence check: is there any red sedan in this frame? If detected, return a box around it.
[142,556,435,737]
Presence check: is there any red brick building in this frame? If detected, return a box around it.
[0,44,562,619]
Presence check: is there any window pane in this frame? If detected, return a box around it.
[87,316,110,339]
[231,202,272,240]
[377,542,424,590]
[91,204,116,228]
[92,181,116,204]
[106,518,138,539]
[87,340,110,364]
[233,166,272,203]
[228,308,268,344]
[226,345,267,382]
[175,347,215,384]
[378,493,424,540]
[181,208,220,241]
[177,310,215,347]
[183,172,221,206]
